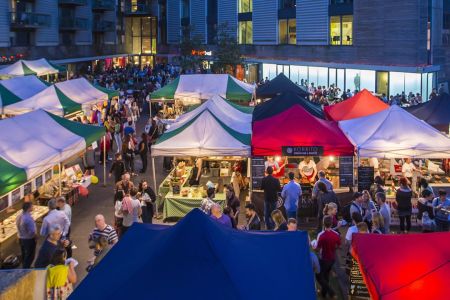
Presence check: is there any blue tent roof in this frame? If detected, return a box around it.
[71,209,316,300]
[405,93,450,133]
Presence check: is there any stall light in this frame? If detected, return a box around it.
[329,156,335,162]
[275,156,281,162]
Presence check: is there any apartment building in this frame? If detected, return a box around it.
[159,0,450,97]
[0,0,158,69]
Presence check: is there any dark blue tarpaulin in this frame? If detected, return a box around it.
[256,73,310,99]
[253,90,324,121]
[405,93,450,133]
[70,209,316,300]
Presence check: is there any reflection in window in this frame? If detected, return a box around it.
[262,63,277,80]
[239,0,252,13]
[330,15,352,45]
[279,19,296,44]
[238,21,252,44]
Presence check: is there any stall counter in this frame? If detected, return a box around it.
[163,192,226,221]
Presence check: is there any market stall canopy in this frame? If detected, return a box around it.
[71,209,316,300]
[352,232,450,300]
[171,95,253,134]
[3,78,108,116]
[256,73,309,99]
[339,105,450,158]
[0,58,65,78]
[0,110,105,196]
[152,109,251,157]
[0,75,49,108]
[252,90,324,121]
[324,89,389,121]
[252,104,354,156]
[151,74,255,102]
[94,84,120,99]
[405,93,450,133]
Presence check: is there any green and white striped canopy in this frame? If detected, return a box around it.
[0,58,65,78]
[0,75,50,108]
[4,78,108,116]
[152,109,251,157]
[151,74,255,102]
[0,110,105,197]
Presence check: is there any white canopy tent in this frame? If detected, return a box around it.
[0,58,63,78]
[0,75,48,109]
[3,78,107,116]
[169,95,252,134]
[339,105,450,158]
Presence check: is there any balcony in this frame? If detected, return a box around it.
[92,0,115,11]
[59,17,89,31]
[59,0,87,6]
[10,12,51,28]
[93,20,115,32]
[124,4,152,15]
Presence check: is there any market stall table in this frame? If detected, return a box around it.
[163,192,226,221]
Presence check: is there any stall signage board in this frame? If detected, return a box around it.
[349,257,370,299]
[358,167,374,192]
[340,156,354,187]
[251,157,266,190]
[281,146,323,156]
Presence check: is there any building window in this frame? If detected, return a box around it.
[239,0,252,13]
[127,16,157,55]
[279,0,296,9]
[207,0,218,44]
[279,19,296,44]
[181,0,190,18]
[330,15,353,45]
[238,21,252,44]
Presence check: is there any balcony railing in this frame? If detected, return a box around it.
[93,20,115,32]
[59,17,89,30]
[10,12,51,28]
[124,4,152,15]
[92,0,115,11]
[59,0,87,5]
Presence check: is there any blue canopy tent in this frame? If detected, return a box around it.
[405,93,450,133]
[71,209,316,300]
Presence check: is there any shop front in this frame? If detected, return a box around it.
[258,62,438,98]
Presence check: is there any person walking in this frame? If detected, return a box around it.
[261,166,281,230]
[121,188,142,235]
[376,192,391,234]
[56,197,73,258]
[281,172,301,220]
[138,133,149,173]
[46,249,77,299]
[315,215,341,299]
[139,179,156,224]
[316,182,338,233]
[396,177,413,233]
[40,199,70,238]
[109,153,126,184]
[15,202,37,268]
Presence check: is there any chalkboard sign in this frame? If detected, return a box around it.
[358,167,374,192]
[349,257,370,298]
[251,157,266,190]
[339,156,354,187]
[282,146,323,156]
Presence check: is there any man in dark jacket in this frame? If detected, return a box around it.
[109,153,126,183]
[242,203,261,230]
[261,167,281,230]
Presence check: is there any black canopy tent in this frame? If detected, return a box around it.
[256,73,309,99]
[252,90,324,122]
[405,93,450,133]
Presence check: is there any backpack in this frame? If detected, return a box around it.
[342,202,360,223]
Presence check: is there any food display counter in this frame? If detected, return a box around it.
[0,205,48,258]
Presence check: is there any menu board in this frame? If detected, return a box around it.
[339,157,354,187]
[251,157,266,190]
[349,257,370,298]
[358,167,374,192]
[282,146,323,156]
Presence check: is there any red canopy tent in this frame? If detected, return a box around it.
[252,104,354,156]
[324,89,389,121]
[352,232,450,300]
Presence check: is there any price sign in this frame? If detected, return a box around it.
[251,157,266,190]
[358,167,374,192]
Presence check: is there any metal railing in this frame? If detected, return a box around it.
[93,20,115,32]
[10,12,51,27]
[92,0,115,10]
[59,17,89,30]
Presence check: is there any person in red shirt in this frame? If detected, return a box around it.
[315,215,341,299]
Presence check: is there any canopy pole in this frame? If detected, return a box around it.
[58,163,62,196]
[152,156,158,217]
[103,136,107,187]
[248,157,252,202]
[66,71,69,81]
[47,74,49,82]
[356,149,360,192]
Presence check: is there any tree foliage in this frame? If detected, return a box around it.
[213,23,243,75]
[178,25,203,71]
